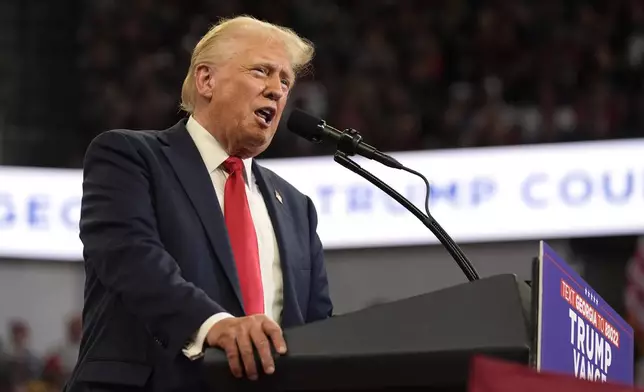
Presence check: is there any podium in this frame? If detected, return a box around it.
[203,274,534,391]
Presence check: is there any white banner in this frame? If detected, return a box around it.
[1,139,643,260]
[0,166,83,260]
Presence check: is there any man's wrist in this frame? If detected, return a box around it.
[182,312,234,360]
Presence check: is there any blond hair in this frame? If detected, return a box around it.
[180,15,314,113]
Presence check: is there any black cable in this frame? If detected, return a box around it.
[334,151,480,282]
[400,166,432,219]
[401,165,480,280]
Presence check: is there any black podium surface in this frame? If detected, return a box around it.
[203,274,533,391]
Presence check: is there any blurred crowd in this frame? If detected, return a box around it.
[77,0,644,159]
[0,316,80,392]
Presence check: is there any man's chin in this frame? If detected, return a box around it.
[236,137,271,158]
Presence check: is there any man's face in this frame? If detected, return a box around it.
[201,35,295,158]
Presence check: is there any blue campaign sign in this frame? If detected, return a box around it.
[535,241,634,385]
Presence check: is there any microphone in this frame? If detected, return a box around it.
[286,109,480,282]
[286,109,404,169]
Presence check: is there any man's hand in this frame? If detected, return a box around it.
[206,315,287,380]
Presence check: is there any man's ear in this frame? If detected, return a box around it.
[195,64,215,99]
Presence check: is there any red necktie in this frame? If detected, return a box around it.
[223,157,264,315]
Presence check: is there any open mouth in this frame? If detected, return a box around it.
[254,107,276,127]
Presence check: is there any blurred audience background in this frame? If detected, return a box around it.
[0,316,79,392]
[75,0,644,157]
[5,0,644,167]
[2,0,644,390]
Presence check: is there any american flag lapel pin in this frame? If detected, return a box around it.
[275,190,283,204]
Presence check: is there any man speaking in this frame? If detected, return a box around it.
[64,16,333,392]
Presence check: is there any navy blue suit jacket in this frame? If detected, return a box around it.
[64,120,333,392]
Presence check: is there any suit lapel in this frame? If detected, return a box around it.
[252,163,304,327]
[157,121,244,310]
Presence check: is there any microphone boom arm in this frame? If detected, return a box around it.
[333,150,480,282]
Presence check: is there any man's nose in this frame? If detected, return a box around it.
[264,76,285,101]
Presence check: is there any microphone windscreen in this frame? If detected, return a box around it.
[286,109,323,142]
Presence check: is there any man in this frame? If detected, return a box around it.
[64,16,333,392]
[4,320,41,384]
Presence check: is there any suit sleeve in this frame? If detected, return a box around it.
[79,130,224,357]
[305,196,333,322]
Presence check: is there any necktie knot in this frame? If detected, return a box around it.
[224,157,244,174]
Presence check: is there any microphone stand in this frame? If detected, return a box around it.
[333,130,480,282]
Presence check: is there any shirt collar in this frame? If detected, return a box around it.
[185,116,254,182]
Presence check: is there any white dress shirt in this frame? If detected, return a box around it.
[182,116,283,359]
